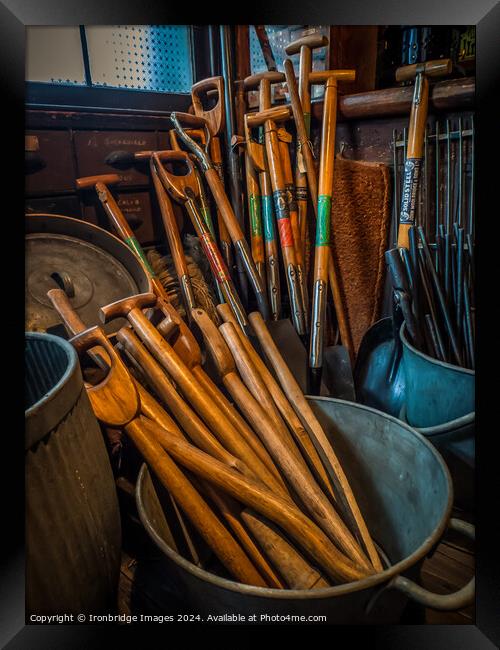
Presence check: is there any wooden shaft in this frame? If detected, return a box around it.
[218,320,307,462]
[249,311,383,572]
[397,74,430,250]
[245,152,265,270]
[124,307,284,496]
[115,327,253,476]
[201,486,285,588]
[280,138,305,271]
[208,136,233,263]
[191,365,287,490]
[150,161,196,313]
[126,418,266,586]
[313,77,355,365]
[283,59,318,211]
[93,181,168,302]
[138,418,370,583]
[137,398,284,588]
[216,302,335,501]
[204,167,245,244]
[259,169,281,321]
[240,510,329,589]
[182,197,248,332]
[219,322,372,572]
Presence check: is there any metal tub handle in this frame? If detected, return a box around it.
[391,518,475,610]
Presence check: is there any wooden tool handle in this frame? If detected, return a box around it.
[285,34,328,55]
[200,487,284,588]
[308,70,356,85]
[139,418,370,583]
[129,418,266,587]
[219,322,372,573]
[76,174,121,189]
[133,150,155,160]
[243,71,285,90]
[47,288,88,337]
[204,167,244,243]
[153,150,199,204]
[190,307,236,378]
[170,111,208,129]
[395,58,453,82]
[191,76,225,137]
[248,311,383,573]
[246,106,291,128]
[100,292,157,323]
[70,325,140,427]
[241,510,329,589]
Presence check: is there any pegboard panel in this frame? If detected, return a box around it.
[249,25,329,101]
[85,25,193,93]
[26,26,86,85]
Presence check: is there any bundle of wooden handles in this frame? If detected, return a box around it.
[48,283,383,589]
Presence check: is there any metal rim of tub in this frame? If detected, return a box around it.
[25,331,81,449]
[135,396,474,608]
[400,322,475,378]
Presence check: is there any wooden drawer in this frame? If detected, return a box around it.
[82,189,161,246]
[25,195,82,219]
[25,131,76,196]
[74,131,158,187]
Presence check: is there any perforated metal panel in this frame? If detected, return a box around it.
[85,25,193,93]
[26,26,86,85]
[249,25,329,100]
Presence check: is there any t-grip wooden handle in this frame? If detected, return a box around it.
[285,34,328,55]
[100,292,157,322]
[395,58,453,82]
[76,174,121,189]
[246,105,291,129]
[308,70,356,84]
[243,71,285,90]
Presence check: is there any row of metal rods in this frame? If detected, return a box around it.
[392,116,475,369]
[392,115,475,246]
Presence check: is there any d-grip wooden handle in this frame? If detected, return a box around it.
[69,325,140,427]
[395,58,453,82]
[285,34,328,55]
[153,150,199,204]
[246,105,291,129]
[191,76,225,137]
[243,71,285,90]
[76,174,121,189]
[171,111,208,130]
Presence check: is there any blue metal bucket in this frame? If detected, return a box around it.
[400,324,475,429]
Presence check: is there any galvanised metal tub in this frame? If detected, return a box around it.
[135,397,474,623]
[26,332,121,616]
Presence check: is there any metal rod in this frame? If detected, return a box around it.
[468,114,475,236]
[418,226,462,366]
[435,121,440,241]
[446,119,451,234]
[457,116,463,228]
[418,252,446,362]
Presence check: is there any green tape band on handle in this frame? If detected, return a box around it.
[261,195,275,242]
[316,195,331,247]
[125,236,155,275]
[249,194,262,238]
